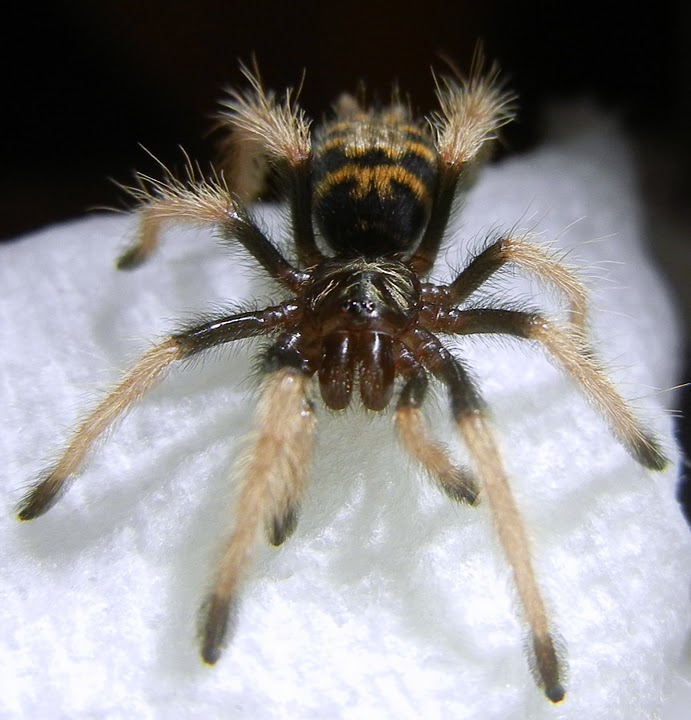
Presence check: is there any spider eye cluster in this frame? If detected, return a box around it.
[342,298,375,317]
[306,259,420,335]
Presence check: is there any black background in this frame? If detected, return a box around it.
[2,1,689,520]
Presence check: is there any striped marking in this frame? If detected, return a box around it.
[317,136,437,164]
[315,163,430,202]
[322,119,429,140]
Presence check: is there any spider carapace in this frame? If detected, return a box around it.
[17,62,667,704]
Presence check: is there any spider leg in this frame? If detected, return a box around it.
[115,160,233,270]
[409,65,515,274]
[199,363,316,665]
[422,235,588,331]
[16,305,299,521]
[215,115,271,205]
[218,66,323,267]
[404,327,565,703]
[394,346,479,505]
[423,306,668,470]
[117,173,308,290]
[115,207,163,269]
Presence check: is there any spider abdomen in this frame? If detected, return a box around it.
[312,114,438,256]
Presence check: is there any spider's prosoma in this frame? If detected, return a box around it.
[17,64,667,704]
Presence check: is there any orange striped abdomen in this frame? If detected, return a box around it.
[312,114,438,257]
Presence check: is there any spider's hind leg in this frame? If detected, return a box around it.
[116,172,308,294]
[115,167,235,270]
[119,65,321,271]
[218,66,322,267]
[215,118,272,205]
[409,64,515,274]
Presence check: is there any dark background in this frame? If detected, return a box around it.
[2,1,689,520]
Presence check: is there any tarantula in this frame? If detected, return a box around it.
[17,63,666,703]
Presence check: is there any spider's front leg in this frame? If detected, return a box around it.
[16,305,300,521]
[199,333,317,665]
[403,327,566,703]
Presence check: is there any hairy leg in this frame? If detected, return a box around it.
[17,305,298,521]
[409,63,515,274]
[17,339,182,520]
[459,412,565,703]
[116,161,233,269]
[404,327,566,703]
[422,235,588,331]
[199,368,316,664]
[215,122,271,204]
[218,66,323,267]
[422,306,667,470]
[117,171,309,291]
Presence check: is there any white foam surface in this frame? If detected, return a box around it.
[1,118,689,719]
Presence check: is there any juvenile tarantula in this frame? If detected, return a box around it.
[17,63,667,704]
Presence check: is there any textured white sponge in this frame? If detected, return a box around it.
[2,118,690,719]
